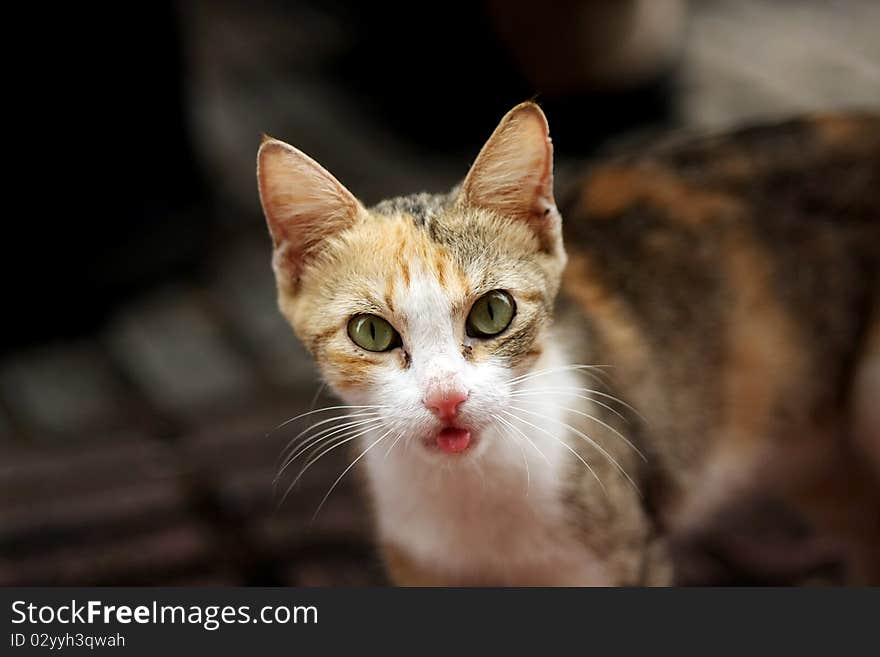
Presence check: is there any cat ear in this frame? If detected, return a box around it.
[459,102,559,247]
[257,137,366,287]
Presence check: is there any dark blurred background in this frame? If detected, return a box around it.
[2,0,878,585]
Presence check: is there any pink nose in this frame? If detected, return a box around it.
[424,389,468,423]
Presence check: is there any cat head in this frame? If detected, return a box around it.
[258,102,566,456]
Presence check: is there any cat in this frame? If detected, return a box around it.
[257,102,880,585]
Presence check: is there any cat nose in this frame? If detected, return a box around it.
[423,389,469,423]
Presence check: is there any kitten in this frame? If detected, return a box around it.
[257,103,880,585]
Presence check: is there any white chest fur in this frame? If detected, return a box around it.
[362,364,612,586]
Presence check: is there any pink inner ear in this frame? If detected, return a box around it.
[257,139,364,285]
[531,144,556,216]
[460,103,557,227]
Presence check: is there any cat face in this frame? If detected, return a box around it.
[258,103,566,456]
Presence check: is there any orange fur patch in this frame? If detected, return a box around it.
[720,228,803,453]
[578,165,741,225]
[562,251,648,371]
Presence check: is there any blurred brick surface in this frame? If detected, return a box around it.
[0,434,173,525]
[208,238,318,389]
[105,286,258,415]
[0,396,382,586]
[6,524,213,587]
[0,342,125,438]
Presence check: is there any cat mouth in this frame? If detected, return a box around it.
[433,426,473,454]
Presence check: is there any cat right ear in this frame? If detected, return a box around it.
[257,137,365,289]
[458,102,562,254]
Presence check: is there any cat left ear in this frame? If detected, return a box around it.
[459,102,559,248]
[257,137,366,289]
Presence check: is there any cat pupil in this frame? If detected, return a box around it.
[370,321,376,340]
[488,302,495,321]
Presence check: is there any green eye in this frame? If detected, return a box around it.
[466,290,516,338]
[347,314,401,352]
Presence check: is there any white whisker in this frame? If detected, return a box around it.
[490,415,530,495]
[509,389,629,423]
[312,428,395,521]
[278,422,386,507]
[511,385,646,422]
[508,364,612,387]
[265,404,389,438]
[493,413,551,466]
[383,431,406,461]
[508,405,641,496]
[278,412,382,462]
[509,398,646,462]
[308,383,327,410]
[275,416,385,482]
[501,409,607,495]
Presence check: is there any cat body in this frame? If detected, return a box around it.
[258,105,880,585]
[561,113,880,583]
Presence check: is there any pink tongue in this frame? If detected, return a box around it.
[436,428,471,453]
